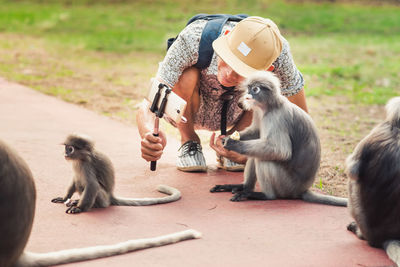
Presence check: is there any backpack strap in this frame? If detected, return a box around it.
[195,14,248,69]
[194,17,229,69]
[167,14,248,69]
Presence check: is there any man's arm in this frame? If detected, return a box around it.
[287,87,308,113]
[136,100,167,162]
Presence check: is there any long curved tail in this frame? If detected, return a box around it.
[302,190,348,207]
[111,184,181,206]
[384,240,400,266]
[15,229,201,267]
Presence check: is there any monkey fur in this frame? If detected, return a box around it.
[210,71,347,207]
[52,134,181,214]
[0,139,200,267]
[345,96,400,265]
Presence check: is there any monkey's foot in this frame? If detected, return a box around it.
[231,191,269,202]
[347,222,365,240]
[51,197,66,203]
[66,200,79,207]
[66,206,82,214]
[210,184,244,193]
[347,222,357,233]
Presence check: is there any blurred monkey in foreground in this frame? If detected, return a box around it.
[0,139,200,267]
[346,96,400,265]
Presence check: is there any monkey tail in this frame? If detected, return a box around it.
[110,184,181,206]
[301,190,348,207]
[384,240,400,266]
[15,229,201,267]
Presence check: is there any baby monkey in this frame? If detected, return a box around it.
[52,134,181,214]
[211,71,347,206]
[346,96,400,265]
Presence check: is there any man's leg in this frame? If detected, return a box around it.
[173,67,201,144]
[173,67,207,172]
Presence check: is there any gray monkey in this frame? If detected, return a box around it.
[0,139,200,267]
[52,134,181,214]
[345,96,400,265]
[210,71,347,207]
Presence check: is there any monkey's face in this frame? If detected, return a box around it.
[63,134,94,161]
[238,71,281,111]
[64,144,89,161]
[241,83,274,110]
[64,145,76,160]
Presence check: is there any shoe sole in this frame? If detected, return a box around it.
[177,166,207,172]
[217,164,244,172]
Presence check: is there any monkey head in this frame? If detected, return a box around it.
[63,134,94,161]
[238,71,282,111]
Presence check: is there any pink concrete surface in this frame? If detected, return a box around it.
[0,77,394,267]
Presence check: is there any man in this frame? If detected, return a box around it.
[136,16,307,172]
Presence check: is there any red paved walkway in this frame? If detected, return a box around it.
[0,78,394,266]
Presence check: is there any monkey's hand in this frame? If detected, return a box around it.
[66,206,82,214]
[51,197,67,204]
[222,137,242,153]
[230,191,249,202]
[66,200,79,207]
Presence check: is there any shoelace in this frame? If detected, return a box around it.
[180,141,201,156]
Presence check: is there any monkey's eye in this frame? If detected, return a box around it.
[65,145,75,154]
[251,86,261,95]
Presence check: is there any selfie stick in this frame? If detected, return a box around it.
[149,83,171,171]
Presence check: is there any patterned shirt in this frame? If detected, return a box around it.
[156,19,304,131]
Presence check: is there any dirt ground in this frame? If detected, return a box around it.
[307,96,384,197]
[0,33,386,198]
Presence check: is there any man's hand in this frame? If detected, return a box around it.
[140,131,167,162]
[209,132,247,164]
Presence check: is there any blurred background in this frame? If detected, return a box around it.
[0,0,399,196]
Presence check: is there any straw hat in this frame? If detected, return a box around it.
[212,16,283,78]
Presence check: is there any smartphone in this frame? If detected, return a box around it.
[146,78,187,123]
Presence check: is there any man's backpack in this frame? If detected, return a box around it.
[167,14,248,70]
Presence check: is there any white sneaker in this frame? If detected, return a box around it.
[177,141,207,172]
[217,156,245,172]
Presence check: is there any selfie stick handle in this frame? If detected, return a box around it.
[150,117,159,171]
[149,84,171,171]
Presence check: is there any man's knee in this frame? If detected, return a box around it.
[173,67,200,101]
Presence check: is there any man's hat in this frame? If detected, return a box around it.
[212,16,283,78]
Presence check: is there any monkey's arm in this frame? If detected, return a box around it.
[67,181,98,214]
[345,154,360,181]
[345,126,381,181]
[238,127,260,141]
[224,136,291,161]
[51,181,76,203]
[66,168,99,214]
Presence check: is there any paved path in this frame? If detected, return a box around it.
[0,78,394,266]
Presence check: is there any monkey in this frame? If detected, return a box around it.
[0,139,201,267]
[210,71,347,207]
[51,134,181,214]
[345,96,400,265]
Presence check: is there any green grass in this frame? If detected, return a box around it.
[0,0,399,105]
[1,0,399,52]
